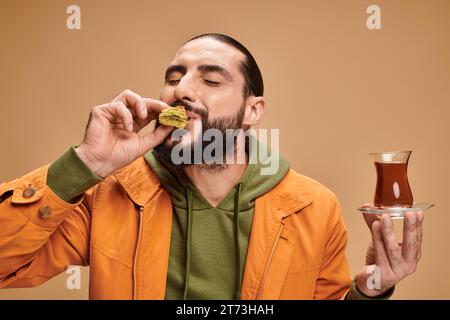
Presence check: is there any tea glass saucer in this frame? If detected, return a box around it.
[357,202,435,219]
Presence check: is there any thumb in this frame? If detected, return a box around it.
[361,202,380,230]
[141,124,174,151]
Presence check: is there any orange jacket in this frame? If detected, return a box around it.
[0,156,351,299]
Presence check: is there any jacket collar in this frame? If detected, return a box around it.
[264,169,313,218]
[113,156,162,207]
[114,156,313,214]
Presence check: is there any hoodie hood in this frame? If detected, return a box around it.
[144,139,289,299]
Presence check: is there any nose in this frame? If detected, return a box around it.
[174,74,196,103]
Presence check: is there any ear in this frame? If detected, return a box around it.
[242,96,265,126]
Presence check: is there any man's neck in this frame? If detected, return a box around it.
[183,162,247,208]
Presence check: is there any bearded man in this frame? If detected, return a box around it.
[0,34,423,300]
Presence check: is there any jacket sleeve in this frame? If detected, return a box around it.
[313,194,394,300]
[0,148,102,288]
[313,195,352,300]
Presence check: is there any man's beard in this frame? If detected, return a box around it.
[154,100,246,171]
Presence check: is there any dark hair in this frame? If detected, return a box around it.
[186,33,264,98]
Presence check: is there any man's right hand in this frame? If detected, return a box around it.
[75,89,174,178]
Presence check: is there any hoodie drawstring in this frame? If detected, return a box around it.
[183,188,193,300]
[234,182,243,300]
[183,183,243,300]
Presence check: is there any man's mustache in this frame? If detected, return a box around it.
[169,100,208,119]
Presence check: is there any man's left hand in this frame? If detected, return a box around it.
[354,206,424,297]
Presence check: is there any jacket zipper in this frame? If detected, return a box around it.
[256,222,284,299]
[133,205,144,300]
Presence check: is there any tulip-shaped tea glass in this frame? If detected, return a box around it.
[358,151,434,219]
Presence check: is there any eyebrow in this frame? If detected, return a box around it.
[164,64,233,82]
[165,65,186,81]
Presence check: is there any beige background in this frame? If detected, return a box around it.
[0,0,449,299]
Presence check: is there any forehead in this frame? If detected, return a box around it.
[171,38,244,75]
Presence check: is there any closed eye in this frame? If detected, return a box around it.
[204,79,220,86]
[167,79,180,85]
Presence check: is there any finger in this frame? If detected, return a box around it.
[371,220,391,267]
[380,214,403,269]
[416,211,424,260]
[141,124,174,151]
[142,98,171,118]
[365,240,376,265]
[104,101,134,132]
[124,93,147,120]
[402,211,419,263]
[363,212,379,231]
[113,89,148,120]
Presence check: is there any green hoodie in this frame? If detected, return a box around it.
[144,146,289,300]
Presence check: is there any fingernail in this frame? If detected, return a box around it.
[382,215,392,227]
[139,104,147,118]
